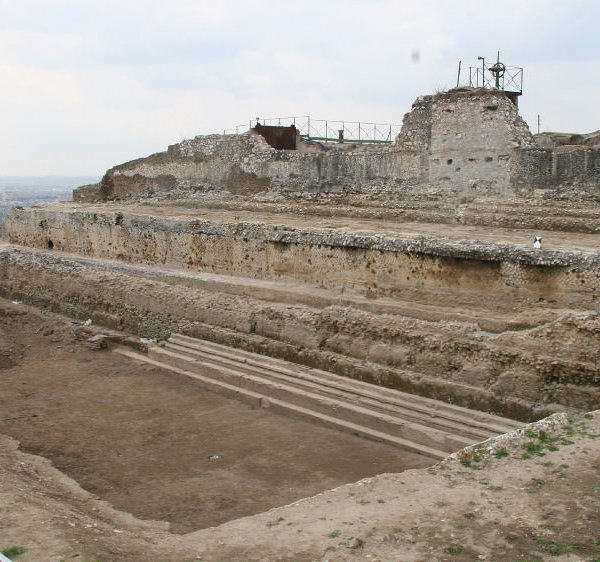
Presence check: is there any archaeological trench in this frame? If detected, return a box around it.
[1,87,599,527]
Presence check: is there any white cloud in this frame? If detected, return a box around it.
[0,0,599,174]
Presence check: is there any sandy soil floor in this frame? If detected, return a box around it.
[1,299,599,561]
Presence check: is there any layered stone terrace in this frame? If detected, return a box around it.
[2,202,599,419]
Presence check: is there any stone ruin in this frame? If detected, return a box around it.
[1,86,599,430]
[74,87,599,202]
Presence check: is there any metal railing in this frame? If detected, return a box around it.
[469,60,523,94]
[225,116,402,144]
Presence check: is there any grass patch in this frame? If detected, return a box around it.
[328,530,341,539]
[523,442,546,456]
[1,546,25,557]
[266,517,284,527]
[494,447,509,458]
[446,544,464,554]
[536,538,579,556]
[488,485,504,492]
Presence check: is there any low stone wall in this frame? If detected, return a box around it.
[3,206,599,310]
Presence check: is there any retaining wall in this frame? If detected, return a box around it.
[3,207,599,311]
[1,243,598,419]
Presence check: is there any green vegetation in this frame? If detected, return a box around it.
[1,546,25,557]
[352,538,365,548]
[446,544,464,554]
[523,441,545,456]
[328,530,341,539]
[536,538,579,556]
[494,447,509,458]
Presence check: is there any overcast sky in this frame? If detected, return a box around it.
[1,0,598,176]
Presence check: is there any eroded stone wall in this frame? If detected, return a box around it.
[4,207,599,311]
[1,243,598,419]
[75,88,600,203]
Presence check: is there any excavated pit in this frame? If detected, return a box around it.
[0,300,435,534]
[1,202,598,537]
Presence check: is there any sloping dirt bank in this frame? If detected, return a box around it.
[2,411,599,561]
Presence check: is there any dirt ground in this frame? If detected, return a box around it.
[1,298,599,561]
[0,300,430,534]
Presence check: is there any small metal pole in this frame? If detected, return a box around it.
[307,116,310,138]
[358,122,361,141]
[537,115,540,135]
[456,60,461,87]
[477,56,485,88]
[325,120,328,141]
[482,59,485,87]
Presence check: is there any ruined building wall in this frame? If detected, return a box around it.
[425,92,535,193]
[74,89,599,203]
[96,132,425,200]
[512,145,600,190]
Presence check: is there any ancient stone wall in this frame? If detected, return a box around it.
[512,146,600,190]
[426,91,534,193]
[75,88,599,203]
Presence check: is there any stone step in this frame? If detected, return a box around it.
[148,345,474,453]
[163,340,503,442]
[113,347,449,460]
[168,333,521,436]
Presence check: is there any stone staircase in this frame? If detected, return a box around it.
[115,334,523,460]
